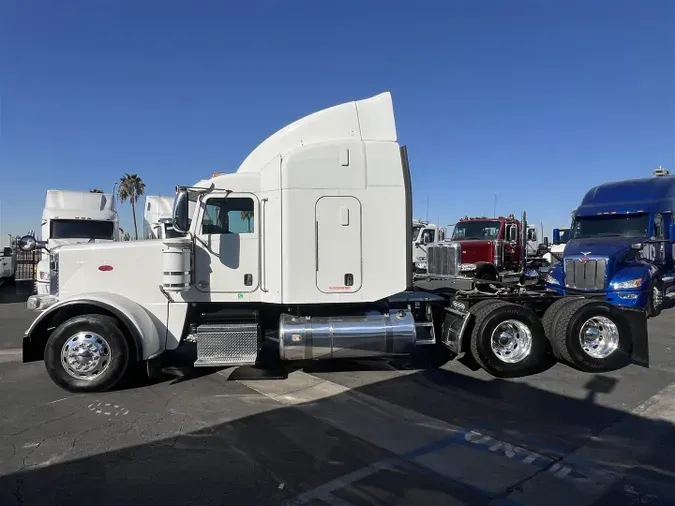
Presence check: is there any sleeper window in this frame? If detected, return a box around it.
[201,197,255,235]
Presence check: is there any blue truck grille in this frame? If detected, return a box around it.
[564,258,607,291]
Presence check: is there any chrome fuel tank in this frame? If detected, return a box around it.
[278,310,417,361]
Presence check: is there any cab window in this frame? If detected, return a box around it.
[201,197,255,235]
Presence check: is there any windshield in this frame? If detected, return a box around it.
[451,220,501,240]
[557,229,571,244]
[571,214,649,239]
[50,219,115,240]
[412,225,423,241]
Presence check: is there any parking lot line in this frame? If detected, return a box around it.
[241,370,675,506]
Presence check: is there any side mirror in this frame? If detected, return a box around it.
[423,236,432,245]
[2,247,11,257]
[630,243,643,251]
[544,236,549,247]
[552,228,560,244]
[669,223,675,240]
[508,227,517,242]
[172,189,190,234]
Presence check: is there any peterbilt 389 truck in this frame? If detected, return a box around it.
[18,92,649,393]
[545,167,675,317]
[447,213,546,281]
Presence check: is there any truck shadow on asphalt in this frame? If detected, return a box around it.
[0,361,673,505]
[0,281,33,304]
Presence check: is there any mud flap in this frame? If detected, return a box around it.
[616,306,649,367]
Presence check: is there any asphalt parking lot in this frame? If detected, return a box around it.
[1,281,675,505]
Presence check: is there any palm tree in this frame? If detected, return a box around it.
[117,173,146,240]
[240,211,253,232]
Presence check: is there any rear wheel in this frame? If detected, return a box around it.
[44,314,131,392]
[468,300,549,377]
[550,299,631,372]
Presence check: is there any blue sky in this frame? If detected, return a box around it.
[1,0,673,244]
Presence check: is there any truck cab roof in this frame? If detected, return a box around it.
[576,174,675,217]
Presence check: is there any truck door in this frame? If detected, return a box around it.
[194,194,259,294]
[316,196,362,293]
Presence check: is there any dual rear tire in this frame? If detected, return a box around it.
[467,297,633,377]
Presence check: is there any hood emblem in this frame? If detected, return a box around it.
[580,251,591,262]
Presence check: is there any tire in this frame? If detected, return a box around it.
[44,314,131,393]
[541,297,583,359]
[468,300,548,377]
[550,299,631,372]
[647,278,664,318]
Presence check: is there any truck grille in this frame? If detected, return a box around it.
[564,258,607,290]
[427,242,461,278]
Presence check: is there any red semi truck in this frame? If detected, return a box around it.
[447,212,547,281]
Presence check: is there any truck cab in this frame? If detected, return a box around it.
[412,220,444,272]
[542,227,570,265]
[448,214,540,280]
[0,246,16,282]
[545,168,675,316]
[35,190,119,295]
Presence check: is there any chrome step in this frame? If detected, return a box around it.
[415,321,436,345]
[194,323,259,367]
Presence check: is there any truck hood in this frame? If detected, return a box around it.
[49,238,115,249]
[564,237,639,258]
[454,240,492,264]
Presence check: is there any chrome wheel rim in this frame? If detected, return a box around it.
[578,316,619,359]
[61,332,112,380]
[490,319,533,363]
[653,286,663,310]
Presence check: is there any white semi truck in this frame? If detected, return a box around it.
[19,92,649,393]
[542,226,570,266]
[143,195,180,240]
[0,246,16,283]
[35,190,119,295]
[412,219,444,273]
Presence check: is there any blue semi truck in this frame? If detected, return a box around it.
[545,167,674,317]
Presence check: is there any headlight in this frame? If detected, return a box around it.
[612,278,643,290]
[416,256,426,261]
[544,274,560,285]
[38,270,50,281]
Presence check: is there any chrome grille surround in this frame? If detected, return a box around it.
[564,257,607,290]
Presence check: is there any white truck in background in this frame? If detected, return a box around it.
[35,190,119,295]
[542,226,570,266]
[143,196,180,240]
[18,92,650,393]
[0,246,16,283]
[412,219,444,273]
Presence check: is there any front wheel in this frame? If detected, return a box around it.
[647,278,664,318]
[44,314,131,393]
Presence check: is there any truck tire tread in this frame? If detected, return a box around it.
[542,297,581,359]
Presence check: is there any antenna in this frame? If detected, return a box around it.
[493,193,497,217]
[426,196,430,221]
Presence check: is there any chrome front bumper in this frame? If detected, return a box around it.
[27,294,59,312]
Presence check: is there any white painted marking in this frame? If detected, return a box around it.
[253,371,675,506]
[47,397,69,405]
[501,382,675,506]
